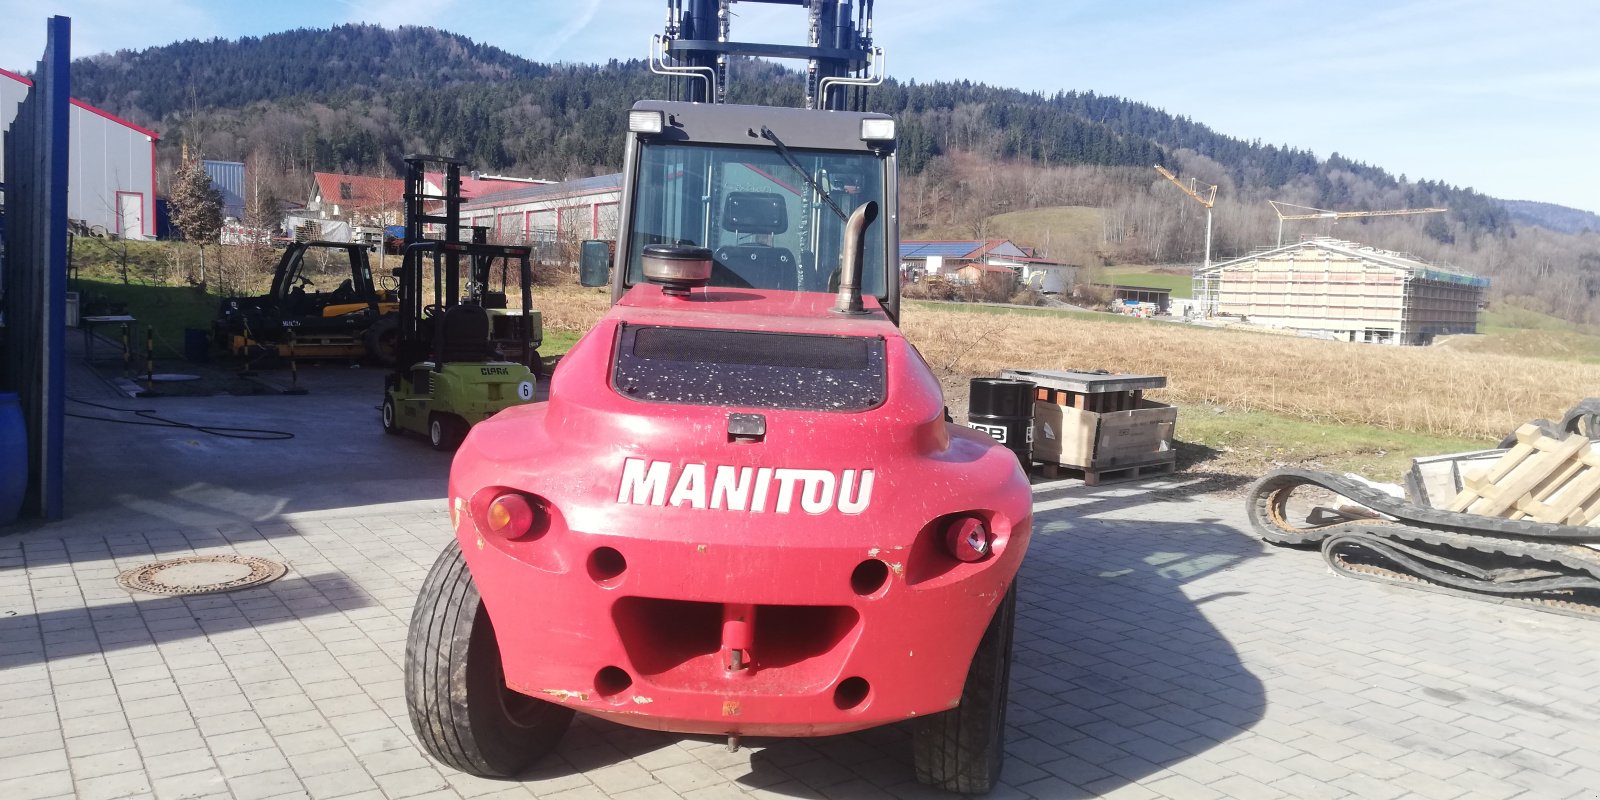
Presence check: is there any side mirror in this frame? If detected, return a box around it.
[642,244,713,297]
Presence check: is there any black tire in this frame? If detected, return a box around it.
[365,315,400,366]
[429,413,468,451]
[406,541,574,777]
[381,395,400,435]
[913,581,1016,794]
[1561,398,1600,439]
[1497,418,1562,449]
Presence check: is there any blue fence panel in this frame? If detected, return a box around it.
[1,16,71,520]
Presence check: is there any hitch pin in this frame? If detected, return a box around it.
[722,603,756,673]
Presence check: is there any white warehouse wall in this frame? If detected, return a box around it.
[2,68,158,239]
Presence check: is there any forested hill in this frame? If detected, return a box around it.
[68,24,1513,234]
[53,25,1600,325]
[1499,200,1600,235]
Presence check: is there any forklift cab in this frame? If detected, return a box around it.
[612,100,900,321]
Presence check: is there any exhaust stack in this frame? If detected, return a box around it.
[833,201,879,316]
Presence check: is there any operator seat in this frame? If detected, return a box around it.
[714,191,797,290]
[433,305,492,364]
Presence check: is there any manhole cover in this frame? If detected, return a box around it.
[116,554,287,596]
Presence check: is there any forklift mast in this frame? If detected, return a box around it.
[398,155,469,365]
[655,0,882,110]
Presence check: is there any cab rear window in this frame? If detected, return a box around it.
[612,325,886,411]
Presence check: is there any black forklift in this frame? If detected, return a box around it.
[381,155,543,449]
[214,240,399,364]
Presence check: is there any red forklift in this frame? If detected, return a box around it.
[404,2,1033,793]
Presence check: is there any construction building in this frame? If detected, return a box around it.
[1194,237,1488,345]
[1,67,158,239]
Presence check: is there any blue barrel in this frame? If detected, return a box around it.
[184,328,211,363]
[0,392,26,524]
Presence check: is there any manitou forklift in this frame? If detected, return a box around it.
[406,2,1033,794]
[380,155,542,450]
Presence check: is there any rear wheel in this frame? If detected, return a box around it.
[405,541,574,777]
[365,316,400,366]
[381,395,400,435]
[429,414,467,451]
[913,582,1016,794]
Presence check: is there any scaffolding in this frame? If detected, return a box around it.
[1193,238,1488,345]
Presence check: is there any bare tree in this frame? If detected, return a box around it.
[169,159,225,290]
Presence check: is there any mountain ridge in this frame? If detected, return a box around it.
[41,24,1600,325]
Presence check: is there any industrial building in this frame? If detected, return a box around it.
[0,66,158,239]
[459,173,623,245]
[1194,237,1488,345]
[1097,284,1172,315]
[203,159,245,219]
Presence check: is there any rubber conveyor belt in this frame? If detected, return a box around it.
[1247,469,1600,618]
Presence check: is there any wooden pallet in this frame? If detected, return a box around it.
[1036,454,1176,486]
[1450,424,1600,525]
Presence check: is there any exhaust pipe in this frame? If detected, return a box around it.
[833,201,879,316]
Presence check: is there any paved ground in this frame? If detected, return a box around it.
[4,354,1600,799]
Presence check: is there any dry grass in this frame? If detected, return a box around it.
[901,305,1596,441]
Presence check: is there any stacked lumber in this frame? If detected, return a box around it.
[1449,424,1600,525]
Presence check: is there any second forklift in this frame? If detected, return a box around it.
[381,155,543,450]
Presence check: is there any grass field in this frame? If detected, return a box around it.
[75,278,218,360]
[1436,305,1600,364]
[911,206,1103,252]
[1100,266,1194,298]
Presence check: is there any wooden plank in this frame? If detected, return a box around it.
[1452,428,1544,511]
[1460,433,1591,517]
[1510,457,1587,521]
[1467,446,1569,516]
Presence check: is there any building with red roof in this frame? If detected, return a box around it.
[306,172,405,225]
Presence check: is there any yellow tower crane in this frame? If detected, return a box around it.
[1154,165,1218,271]
[1268,200,1448,246]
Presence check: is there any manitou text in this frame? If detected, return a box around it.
[617,458,875,514]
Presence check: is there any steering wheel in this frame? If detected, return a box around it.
[422,304,444,319]
[295,274,315,289]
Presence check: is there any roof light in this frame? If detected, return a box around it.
[860,118,896,142]
[629,110,665,135]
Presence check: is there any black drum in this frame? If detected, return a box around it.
[967,377,1035,466]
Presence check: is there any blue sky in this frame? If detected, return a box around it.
[4,0,1598,212]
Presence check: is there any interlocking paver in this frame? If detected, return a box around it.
[4,476,1600,800]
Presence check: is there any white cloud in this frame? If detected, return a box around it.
[528,0,601,61]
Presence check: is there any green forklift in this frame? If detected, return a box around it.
[380,155,543,450]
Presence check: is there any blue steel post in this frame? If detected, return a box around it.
[41,16,69,519]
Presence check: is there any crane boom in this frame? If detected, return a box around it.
[1154,165,1217,208]
[1268,200,1448,245]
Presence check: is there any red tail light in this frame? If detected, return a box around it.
[944,516,991,562]
[475,492,538,540]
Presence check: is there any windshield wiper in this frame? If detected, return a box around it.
[759,126,848,221]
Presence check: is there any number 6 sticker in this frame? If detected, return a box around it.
[517,381,535,401]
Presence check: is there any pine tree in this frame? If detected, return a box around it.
[169,158,225,291]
